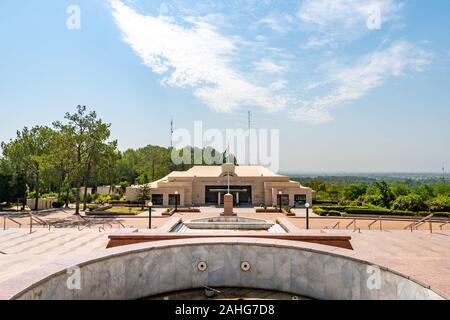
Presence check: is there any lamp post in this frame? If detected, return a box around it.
[148,201,153,229]
[174,191,179,212]
[305,203,311,230]
[278,191,283,213]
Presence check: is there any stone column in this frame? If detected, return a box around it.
[218,192,221,206]
[222,193,235,216]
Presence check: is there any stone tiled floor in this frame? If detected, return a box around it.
[1,208,450,299]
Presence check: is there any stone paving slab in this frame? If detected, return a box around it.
[0,227,449,299]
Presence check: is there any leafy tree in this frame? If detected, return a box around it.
[343,183,367,201]
[373,181,395,208]
[391,183,410,197]
[412,184,435,201]
[53,106,114,214]
[136,184,151,210]
[391,194,427,212]
[1,126,54,210]
[428,195,450,212]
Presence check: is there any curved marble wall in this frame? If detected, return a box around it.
[2,238,444,300]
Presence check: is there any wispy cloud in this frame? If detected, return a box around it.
[110,0,431,125]
[254,58,287,74]
[257,14,293,33]
[291,41,431,123]
[298,0,402,47]
[110,0,287,113]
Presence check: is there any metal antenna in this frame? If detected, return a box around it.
[248,111,251,166]
[170,119,174,149]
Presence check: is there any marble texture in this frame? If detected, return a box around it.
[1,238,444,300]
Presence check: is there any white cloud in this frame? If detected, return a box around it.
[258,15,290,33]
[298,0,402,47]
[270,80,288,90]
[290,42,431,123]
[110,0,286,113]
[254,59,287,74]
[110,1,430,125]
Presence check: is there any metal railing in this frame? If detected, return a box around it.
[440,221,450,231]
[346,219,357,231]
[368,216,383,231]
[404,214,434,233]
[3,215,22,230]
[324,221,340,230]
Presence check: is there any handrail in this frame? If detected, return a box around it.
[368,216,383,231]
[440,221,450,231]
[3,215,22,230]
[30,214,52,231]
[77,215,93,231]
[404,214,433,232]
[346,219,356,230]
[330,221,340,230]
[115,220,126,229]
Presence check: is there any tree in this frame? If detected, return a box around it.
[136,184,151,210]
[373,181,395,208]
[1,126,54,211]
[392,194,427,213]
[428,195,450,212]
[391,183,410,197]
[53,106,114,215]
[343,183,367,201]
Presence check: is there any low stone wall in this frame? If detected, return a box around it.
[0,238,444,300]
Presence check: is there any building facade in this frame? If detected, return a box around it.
[126,164,313,207]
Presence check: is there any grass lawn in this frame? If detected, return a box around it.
[105,207,146,215]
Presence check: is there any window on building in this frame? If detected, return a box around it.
[294,195,307,207]
[151,194,163,206]
[169,194,181,206]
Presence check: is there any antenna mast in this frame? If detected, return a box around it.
[443,166,446,184]
[248,111,251,166]
[170,119,174,149]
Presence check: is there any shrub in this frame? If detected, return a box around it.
[391,194,427,212]
[428,195,450,213]
[313,199,339,205]
[346,207,391,215]
[52,200,65,208]
[314,207,342,217]
[41,192,58,199]
[109,200,130,204]
[94,194,111,204]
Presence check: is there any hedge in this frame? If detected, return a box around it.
[314,205,450,218]
[52,200,65,208]
[108,200,130,204]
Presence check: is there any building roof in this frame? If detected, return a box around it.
[168,165,282,178]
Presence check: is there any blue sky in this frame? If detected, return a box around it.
[0,0,449,173]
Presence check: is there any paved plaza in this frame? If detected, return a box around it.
[1,207,449,299]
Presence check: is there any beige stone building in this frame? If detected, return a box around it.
[126,164,312,207]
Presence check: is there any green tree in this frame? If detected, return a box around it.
[1,126,54,211]
[391,183,410,197]
[373,181,395,208]
[392,194,427,213]
[53,106,114,215]
[428,195,450,212]
[343,183,367,201]
[136,184,151,210]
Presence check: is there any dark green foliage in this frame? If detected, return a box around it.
[391,194,427,212]
[428,195,450,212]
[52,200,65,208]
